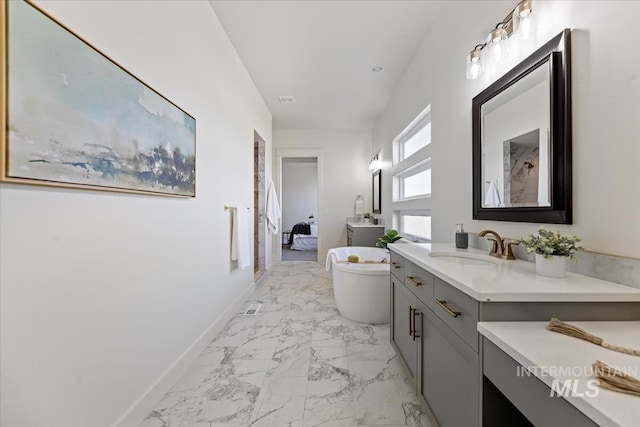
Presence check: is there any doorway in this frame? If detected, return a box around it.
[254,132,266,280]
[273,148,326,261]
[281,158,318,261]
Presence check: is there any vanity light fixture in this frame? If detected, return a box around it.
[466,0,535,80]
[369,153,381,170]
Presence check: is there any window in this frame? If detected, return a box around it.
[392,105,432,241]
[395,159,431,201]
[400,121,431,162]
[399,213,432,240]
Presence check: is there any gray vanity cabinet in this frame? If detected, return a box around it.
[422,308,479,427]
[389,248,640,427]
[391,275,418,378]
[390,251,437,386]
[346,224,384,247]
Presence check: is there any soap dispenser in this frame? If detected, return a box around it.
[455,223,468,249]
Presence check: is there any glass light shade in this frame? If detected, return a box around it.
[489,42,503,62]
[516,0,533,17]
[466,48,483,80]
[513,0,534,40]
[485,32,506,63]
[489,26,507,44]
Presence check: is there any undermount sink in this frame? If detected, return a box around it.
[428,252,499,266]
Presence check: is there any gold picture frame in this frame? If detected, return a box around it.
[1,0,196,197]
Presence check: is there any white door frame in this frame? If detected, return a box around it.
[275,148,323,262]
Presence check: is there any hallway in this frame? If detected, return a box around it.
[140,262,436,427]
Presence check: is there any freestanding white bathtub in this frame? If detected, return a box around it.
[325,246,391,324]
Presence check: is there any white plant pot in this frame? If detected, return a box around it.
[535,253,567,278]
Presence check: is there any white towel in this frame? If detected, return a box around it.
[484,179,502,207]
[265,179,281,235]
[230,207,251,270]
[231,208,238,261]
[325,249,338,271]
[236,207,251,270]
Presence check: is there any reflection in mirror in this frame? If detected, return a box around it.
[482,62,551,208]
[472,29,572,224]
[372,169,381,214]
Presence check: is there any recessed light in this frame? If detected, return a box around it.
[371,66,384,73]
[278,96,295,104]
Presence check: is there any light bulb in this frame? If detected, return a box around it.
[489,26,507,44]
[517,0,533,17]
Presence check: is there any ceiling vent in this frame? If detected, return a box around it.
[278,96,295,104]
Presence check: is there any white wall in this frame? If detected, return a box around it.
[282,159,318,231]
[274,130,372,261]
[0,1,272,427]
[374,0,640,259]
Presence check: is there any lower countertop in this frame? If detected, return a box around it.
[478,321,640,427]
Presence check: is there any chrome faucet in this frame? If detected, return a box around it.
[478,230,516,260]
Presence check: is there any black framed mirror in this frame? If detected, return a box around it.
[372,169,381,214]
[473,29,572,223]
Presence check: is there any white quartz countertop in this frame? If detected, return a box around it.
[478,321,640,427]
[387,242,640,302]
[346,222,385,228]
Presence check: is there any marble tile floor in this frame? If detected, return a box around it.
[140,261,437,427]
[281,248,318,262]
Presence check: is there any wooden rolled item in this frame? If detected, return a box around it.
[547,318,640,356]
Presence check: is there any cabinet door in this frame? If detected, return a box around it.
[422,309,479,427]
[391,278,417,379]
[352,226,384,247]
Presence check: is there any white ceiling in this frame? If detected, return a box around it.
[209,0,442,130]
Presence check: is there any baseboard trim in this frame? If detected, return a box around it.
[111,282,256,427]
[254,269,270,287]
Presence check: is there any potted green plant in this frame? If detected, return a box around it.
[376,229,402,249]
[512,226,584,278]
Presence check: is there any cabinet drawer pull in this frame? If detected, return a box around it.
[435,299,462,318]
[406,276,422,287]
[409,305,414,336]
[392,262,401,269]
[412,309,421,340]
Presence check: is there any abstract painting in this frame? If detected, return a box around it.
[1,1,196,196]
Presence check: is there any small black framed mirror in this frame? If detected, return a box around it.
[472,29,572,223]
[372,169,381,214]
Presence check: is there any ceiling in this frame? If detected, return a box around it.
[209,0,442,130]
